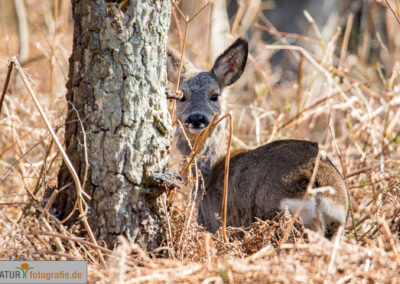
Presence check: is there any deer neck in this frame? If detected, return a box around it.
[176,123,226,186]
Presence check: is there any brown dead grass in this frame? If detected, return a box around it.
[1,1,400,283]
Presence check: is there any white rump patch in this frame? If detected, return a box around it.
[280,196,347,227]
[318,197,347,223]
[280,198,317,226]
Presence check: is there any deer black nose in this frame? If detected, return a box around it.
[187,114,208,128]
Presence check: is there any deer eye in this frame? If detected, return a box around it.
[180,94,186,102]
[210,93,218,102]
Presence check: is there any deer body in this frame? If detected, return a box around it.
[167,38,349,239]
[198,139,348,238]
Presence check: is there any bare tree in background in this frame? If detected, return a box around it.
[176,0,230,66]
[14,0,29,63]
[46,0,172,250]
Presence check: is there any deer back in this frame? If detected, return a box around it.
[199,139,349,239]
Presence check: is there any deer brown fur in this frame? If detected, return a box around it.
[167,38,349,239]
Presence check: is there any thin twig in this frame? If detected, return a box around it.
[39,189,59,219]
[0,60,14,117]
[278,151,322,248]
[328,225,344,274]
[231,0,245,37]
[171,4,183,45]
[345,166,373,179]
[329,119,358,242]
[0,202,30,206]
[178,155,200,247]
[161,195,175,259]
[169,0,211,121]
[385,0,400,24]
[247,54,277,112]
[11,57,106,268]
[30,229,154,267]
[297,53,305,116]
[68,102,89,191]
[36,249,80,260]
[255,23,319,44]
[167,119,192,203]
[379,218,400,266]
[60,102,90,224]
[338,13,354,70]
[264,45,342,95]
[179,114,218,177]
[221,113,233,243]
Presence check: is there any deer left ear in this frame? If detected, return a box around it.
[211,38,248,88]
[166,48,198,84]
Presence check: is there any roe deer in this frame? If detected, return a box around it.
[167,38,349,239]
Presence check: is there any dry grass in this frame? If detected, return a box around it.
[1,0,400,283]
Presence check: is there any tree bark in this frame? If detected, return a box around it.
[49,0,172,250]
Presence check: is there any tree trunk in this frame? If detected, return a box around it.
[49,0,172,250]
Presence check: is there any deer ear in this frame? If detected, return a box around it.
[211,38,248,87]
[166,48,197,84]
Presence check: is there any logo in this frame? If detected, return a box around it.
[16,263,33,279]
[0,260,86,283]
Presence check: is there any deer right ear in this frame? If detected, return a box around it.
[211,38,248,88]
[166,48,197,84]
